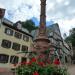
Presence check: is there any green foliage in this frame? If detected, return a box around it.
[21,20,38,33]
[15,50,69,75]
[16,59,69,75]
[16,64,68,75]
[65,28,75,46]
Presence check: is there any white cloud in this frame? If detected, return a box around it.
[64,1,70,6]
[0,0,40,22]
[56,0,63,3]
[0,3,5,8]
[0,0,75,37]
[55,18,75,37]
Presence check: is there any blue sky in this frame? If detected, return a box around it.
[0,0,75,37]
[31,17,54,26]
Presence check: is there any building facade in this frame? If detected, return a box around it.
[0,8,33,71]
[47,23,72,64]
[31,23,72,64]
[47,23,63,63]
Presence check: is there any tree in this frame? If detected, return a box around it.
[65,28,75,46]
[21,20,38,33]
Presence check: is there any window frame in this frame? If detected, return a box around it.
[12,42,20,51]
[1,39,11,48]
[0,54,9,63]
[21,45,28,52]
[10,56,19,64]
[21,57,27,63]
[23,35,29,42]
[5,27,13,36]
[14,31,22,39]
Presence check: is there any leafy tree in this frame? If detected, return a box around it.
[21,20,38,33]
[65,28,75,46]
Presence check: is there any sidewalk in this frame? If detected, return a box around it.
[68,64,75,75]
[0,68,14,75]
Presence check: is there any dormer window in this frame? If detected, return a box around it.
[14,21,22,30]
[17,22,22,30]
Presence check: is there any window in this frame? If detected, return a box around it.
[26,36,29,42]
[12,43,20,51]
[10,56,19,64]
[1,39,11,48]
[21,57,26,63]
[5,28,13,35]
[0,54,9,63]
[49,32,53,37]
[23,35,29,42]
[23,35,26,41]
[14,32,22,39]
[21,45,28,52]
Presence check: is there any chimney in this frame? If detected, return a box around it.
[0,8,5,19]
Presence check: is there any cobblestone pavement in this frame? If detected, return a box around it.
[68,64,75,75]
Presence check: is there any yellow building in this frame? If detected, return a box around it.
[0,8,33,70]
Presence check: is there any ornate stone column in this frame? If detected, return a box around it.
[33,0,50,53]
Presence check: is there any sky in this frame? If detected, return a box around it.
[0,0,75,37]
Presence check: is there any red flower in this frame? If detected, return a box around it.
[33,71,39,75]
[39,54,45,58]
[27,61,32,65]
[20,61,26,65]
[31,58,37,62]
[38,62,45,67]
[53,59,60,65]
